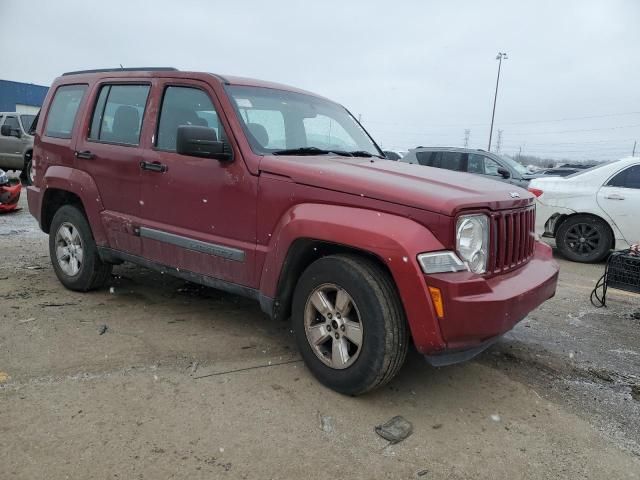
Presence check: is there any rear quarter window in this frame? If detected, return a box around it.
[608,165,640,189]
[44,85,87,139]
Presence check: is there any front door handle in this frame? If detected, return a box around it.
[75,150,95,160]
[605,194,625,200]
[140,161,168,173]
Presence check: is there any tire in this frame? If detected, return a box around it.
[49,205,112,291]
[25,155,34,186]
[292,254,408,395]
[20,152,33,186]
[556,214,613,263]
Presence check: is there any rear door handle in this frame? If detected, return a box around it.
[140,161,168,173]
[75,150,95,160]
[605,194,625,200]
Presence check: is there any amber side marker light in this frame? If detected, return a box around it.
[428,286,445,319]
[528,187,543,198]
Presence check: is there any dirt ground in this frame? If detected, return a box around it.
[1,193,640,479]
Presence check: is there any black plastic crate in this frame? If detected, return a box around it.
[607,251,640,294]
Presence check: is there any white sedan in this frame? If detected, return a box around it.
[529,156,639,263]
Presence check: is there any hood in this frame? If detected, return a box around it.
[259,155,533,216]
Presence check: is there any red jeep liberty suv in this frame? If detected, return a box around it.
[28,68,558,395]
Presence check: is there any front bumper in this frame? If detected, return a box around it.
[422,241,558,358]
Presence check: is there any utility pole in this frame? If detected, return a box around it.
[463,129,471,147]
[633,140,637,157]
[496,130,503,153]
[488,52,508,152]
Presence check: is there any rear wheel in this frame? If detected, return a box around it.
[49,205,112,291]
[292,254,408,395]
[556,214,612,263]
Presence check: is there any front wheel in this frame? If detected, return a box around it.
[556,214,612,263]
[21,152,34,186]
[49,205,112,291]
[292,254,408,395]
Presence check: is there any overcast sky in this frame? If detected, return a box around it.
[1,0,638,161]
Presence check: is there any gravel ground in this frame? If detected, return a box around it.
[1,193,639,479]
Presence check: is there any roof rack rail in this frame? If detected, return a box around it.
[62,67,178,76]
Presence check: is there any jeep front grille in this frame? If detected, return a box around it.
[491,206,536,273]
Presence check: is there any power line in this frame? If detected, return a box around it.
[364,110,640,129]
[369,123,640,139]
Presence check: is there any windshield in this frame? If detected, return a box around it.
[496,154,528,175]
[226,85,381,157]
[20,114,36,133]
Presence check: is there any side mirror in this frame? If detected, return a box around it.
[176,125,231,161]
[497,167,511,179]
[1,125,20,138]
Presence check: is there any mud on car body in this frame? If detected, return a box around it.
[27,68,559,395]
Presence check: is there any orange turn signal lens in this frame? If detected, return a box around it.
[428,286,445,319]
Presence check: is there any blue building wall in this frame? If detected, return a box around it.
[0,79,49,111]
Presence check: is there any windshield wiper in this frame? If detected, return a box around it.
[272,147,381,158]
[346,150,380,158]
[272,147,353,156]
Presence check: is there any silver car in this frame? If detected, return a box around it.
[0,112,36,184]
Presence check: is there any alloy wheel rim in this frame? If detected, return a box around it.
[304,283,363,369]
[28,161,35,184]
[565,223,601,255]
[55,222,84,276]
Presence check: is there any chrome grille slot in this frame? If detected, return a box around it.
[492,206,536,273]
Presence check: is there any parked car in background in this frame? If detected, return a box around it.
[400,147,530,188]
[383,150,407,160]
[0,112,36,185]
[28,68,558,395]
[530,156,640,262]
[525,167,580,179]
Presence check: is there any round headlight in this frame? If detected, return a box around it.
[456,215,489,274]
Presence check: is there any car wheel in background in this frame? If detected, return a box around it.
[25,155,34,186]
[292,254,408,395]
[49,205,112,291]
[20,152,34,186]
[556,214,613,263]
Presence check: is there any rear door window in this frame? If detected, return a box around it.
[415,151,440,167]
[440,152,466,171]
[44,85,87,139]
[89,84,150,145]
